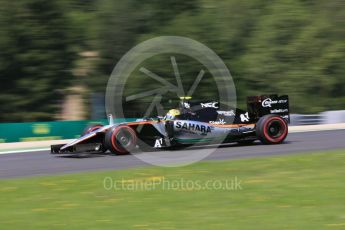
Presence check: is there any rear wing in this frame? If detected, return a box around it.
[247,95,290,123]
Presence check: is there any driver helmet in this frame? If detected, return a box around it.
[165,109,180,120]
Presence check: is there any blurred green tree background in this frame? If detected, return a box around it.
[0,0,343,121]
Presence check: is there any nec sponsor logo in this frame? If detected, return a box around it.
[262,98,288,108]
[201,102,218,108]
[175,121,212,133]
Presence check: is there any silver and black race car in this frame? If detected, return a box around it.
[51,95,289,155]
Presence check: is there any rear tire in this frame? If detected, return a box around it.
[256,115,288,144]
[104,126,137,155]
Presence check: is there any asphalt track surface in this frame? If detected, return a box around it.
[0,130,344,179]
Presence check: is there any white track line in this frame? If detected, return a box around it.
[0,148,50,155]
[289,123,345,133]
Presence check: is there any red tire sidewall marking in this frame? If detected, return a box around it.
[263,117,288,143]
[111,127,126,153]
[111,126,137,153]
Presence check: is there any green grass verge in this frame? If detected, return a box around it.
[1,149,345,229]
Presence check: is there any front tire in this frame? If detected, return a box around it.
[81,124,107,153]
[256,115,288,144]
[82,124,104,136]
[104,126,137,155]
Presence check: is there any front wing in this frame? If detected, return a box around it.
[51,143,104,154]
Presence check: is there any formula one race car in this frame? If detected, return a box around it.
[51,95,289,155]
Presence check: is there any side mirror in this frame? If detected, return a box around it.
[107,114,114,126]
